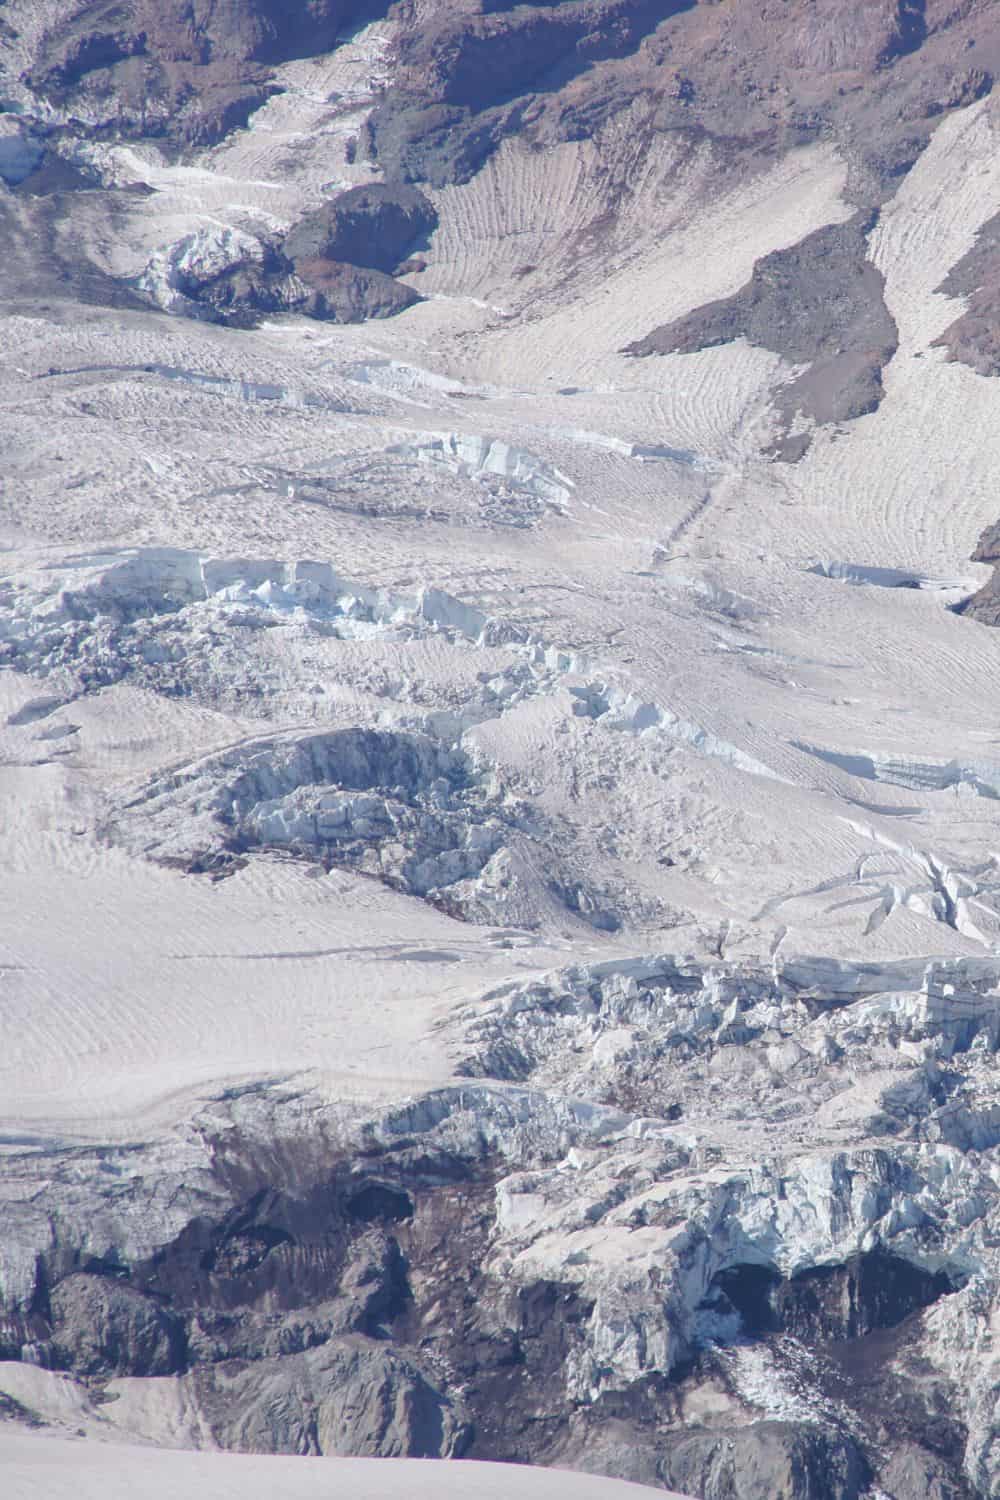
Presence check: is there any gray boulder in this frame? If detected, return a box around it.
[661,1421,870,1500]
[49,1273,185,1377]
[205,1338,468,1457]
[878,1444,972,1500]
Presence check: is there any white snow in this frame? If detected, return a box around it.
[1,1431,684,1500]
[8,29,1000,1496]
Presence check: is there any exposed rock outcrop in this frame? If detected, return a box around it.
[933,211,1000,377]
[198,1339,469,1457]
[135,218,426,329]
[48,1274,186,1377]
[625,215,899,458]
[161,185,437,327]
[363,0,689,187]
[363,0,1000,201]
[712,1251,952,1344]
[0,1032,984,1495]
[5,951,1000,1492]
[283,184,436,276]
[12,0,1000,346]
[23,0,391,146]
[661,1422,871,1500]
[880,1442,976,1500]
[293,258,422,322]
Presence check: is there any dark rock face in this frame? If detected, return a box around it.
[675,1252,972,1500]
[352,0,1000,446]
[712,1250,953,1343]
[880,1442,977,1500]
[364,0,691,187]
[2,1146,977,1497]
[171,250,422,329]
[774,1253,952,1343]
[235,182,436,326]
[625,215,899,457]
[661,1421,871,1500]
[24,0,391,145]
[15,0,1000,349]
[360,99,507,190]
[164,247,303,329]
[363,0,1000,198]
[283,184,437,275]
[293,257,423,322]
[141,183,434,329]
[197,1339,469,1457]
[933,210,1000,377]
[48,1272,186,1377]
[26,0,1000,176]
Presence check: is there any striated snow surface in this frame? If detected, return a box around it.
[7,15,1000,1500]
[1,1432,682,1500]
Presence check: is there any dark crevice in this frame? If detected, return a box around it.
[879,1,928,66]
[346,1181,414,1224]
[707,1250,956,1345]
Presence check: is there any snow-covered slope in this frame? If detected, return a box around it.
[2,1432,684,1500]
[7,5,1000,1499]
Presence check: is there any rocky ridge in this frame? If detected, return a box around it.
[6,3,1000,369]
[5,951,1000,1496]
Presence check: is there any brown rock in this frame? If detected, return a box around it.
[625,215,898,457]
[295,258,422,321]
[365,0,1000,196]
[879,1443,975,1500]
[283,184,437,275]
[933,211,1000,375]
[24,0,389,146]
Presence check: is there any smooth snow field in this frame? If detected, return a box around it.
[1,1432,684,1500]
[8,18,1000,1494]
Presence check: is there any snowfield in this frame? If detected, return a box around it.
[2,1432,683,1500]
[6,11,1000,1497]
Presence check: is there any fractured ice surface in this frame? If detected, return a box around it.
[558,426,709,468]
[136,227,270,321]
[797,739,1000,799]
[341,358,504,403]
[809,560,970,591]
[570,682,784,782]
[0,548,494,710]
[2,550,776,800]
[388,432,575,512]
[109,724,564,920]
